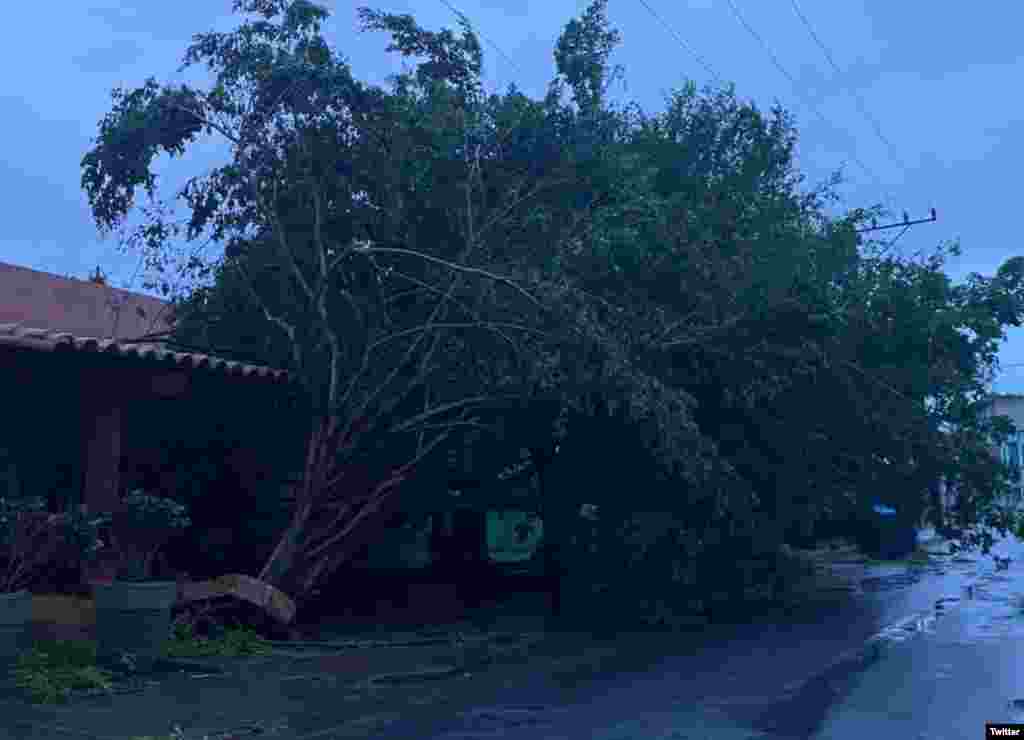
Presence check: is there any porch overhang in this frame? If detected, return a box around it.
[0,323,294,583]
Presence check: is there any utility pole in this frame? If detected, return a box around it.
[856,208,937,234]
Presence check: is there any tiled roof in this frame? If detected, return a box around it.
[0,324,290,382]
[0,261,172,340]
[0,261,289,382]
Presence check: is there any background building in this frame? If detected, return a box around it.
[979,393,1024,507]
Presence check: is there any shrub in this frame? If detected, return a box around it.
[0,497,107,593]
[164,621,270,658]
[12,640,113,703]
[112,490,190,581]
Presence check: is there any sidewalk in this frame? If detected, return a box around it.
[0,602,859,739]
[0,625,676,740]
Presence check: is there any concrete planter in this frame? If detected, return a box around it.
[94,581,177,672]
[0,590,32,663]
[30,594,96,642]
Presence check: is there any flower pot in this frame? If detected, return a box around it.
[94,581,177,672]
[0,590,32,663]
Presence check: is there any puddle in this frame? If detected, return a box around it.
[951,575,1024,642]
[447,704,563,735]
[333,711,402,734]
[987,574,1015,585]
[369,666,462,686]
[1010,699,1024,722]
[102,658,226,679]
[860,572,923,592]
[870,613,937,646]
[972,589,1011,603]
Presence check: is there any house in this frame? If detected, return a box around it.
[977,393,1024,508]
[0,260,295,585]
[0,260,559,627]
[916,394,1024,531]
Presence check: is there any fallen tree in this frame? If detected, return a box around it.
[80,0,1024,629]
[81,0,572,613]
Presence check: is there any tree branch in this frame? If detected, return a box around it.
[305,425,456,563]
[337,264,466,437]
[386,394,509,436]
[383,269,524,358]
[352,245,542,309]
[367,321,545,353]
[231,260,302,371]
[167,101,241,146]
[474,176,569,247]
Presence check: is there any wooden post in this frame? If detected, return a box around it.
[81,404,122,514]
[79,375,124,584]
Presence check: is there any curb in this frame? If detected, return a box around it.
[268,630,536,652]
[365,665,463,686]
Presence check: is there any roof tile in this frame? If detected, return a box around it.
[0,261,290,382]
[0,323,290,381]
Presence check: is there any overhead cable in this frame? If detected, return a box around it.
[636,0,727,87]
[723,0,893,202]
[787,0,910,174]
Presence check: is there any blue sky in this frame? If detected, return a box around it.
[4,1,1024,389]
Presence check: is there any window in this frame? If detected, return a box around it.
[1003,432,1023,469]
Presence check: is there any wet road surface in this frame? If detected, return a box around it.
[814,535,1024,739]
[377,534,1024,739]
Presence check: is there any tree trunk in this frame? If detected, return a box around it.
[255,415,337,606]
[258,504,403,609]
[253,411,430,622]
[255,448,408,613]
[257,517,310,598]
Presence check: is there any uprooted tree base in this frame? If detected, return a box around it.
[175,572,298,636]
[174,598,297,641]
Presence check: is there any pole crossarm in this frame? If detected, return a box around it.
[857,208,937,234]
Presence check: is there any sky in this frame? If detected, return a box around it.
[3,1,1024,389]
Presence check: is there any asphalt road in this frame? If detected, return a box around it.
[379,534,1024,740]
[813,534,1024,739]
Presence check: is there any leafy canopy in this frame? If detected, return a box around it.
[80,0,1024,612]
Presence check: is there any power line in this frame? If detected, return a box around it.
[722,0,893,204]
[433,0,546,155]
[436,0,529,82]
[787,0,910,174]
[636,0,726,87]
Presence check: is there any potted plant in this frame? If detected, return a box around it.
[0,497,107,662]
[94,490,190,672]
